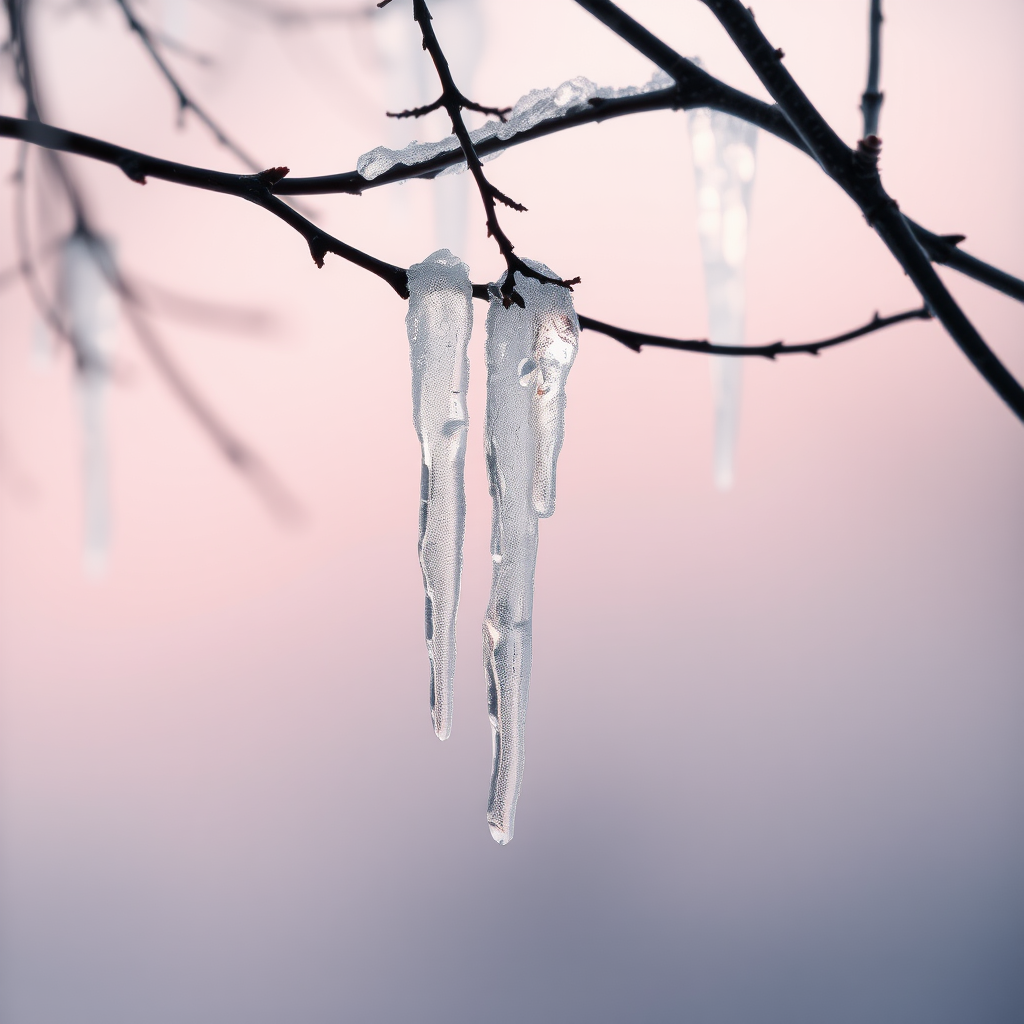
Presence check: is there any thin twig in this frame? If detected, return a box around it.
[387,94,511,122]
[575,306,932,357]
[11,142,91,369]
[410,0,577,306]
[111,0,261,170]
[860,0,884,138]
[121,300,302,522]
[0,116,411,296]
[570,0,1024,421]
[696,0,1024,422]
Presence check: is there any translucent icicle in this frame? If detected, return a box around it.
[688,106,757,490]
[61,234,118,575]
[483,262,578,844]
[406,250,474,741]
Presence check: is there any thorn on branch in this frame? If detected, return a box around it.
[774,47,785,59]
[939,234,967,246]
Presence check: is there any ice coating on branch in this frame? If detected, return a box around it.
[406,250,474,741]
[61,234,118,575]
[483,262,579,844]
[358,70,673,181]
[688,106,757,490]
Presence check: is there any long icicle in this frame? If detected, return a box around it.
[483,261,578,844]
[61,232,118,575]
[406,249,474,741]
[688,105,757,489]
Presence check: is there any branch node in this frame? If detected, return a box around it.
[856,134,882,164]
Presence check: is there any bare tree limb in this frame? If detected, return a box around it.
[408,0,578,306]
[120,299,302,522]
[111,0,260,170]
[569,0,1024,421]
[576,306,932,357]
[0,116,411,296]
[861,0,884,139]
[698,0,1024,422]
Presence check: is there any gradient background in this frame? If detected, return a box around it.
[1,1,1022,1021]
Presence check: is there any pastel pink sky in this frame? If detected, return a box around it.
[1,2,1022,1021]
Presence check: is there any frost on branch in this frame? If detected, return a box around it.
[61,234,119,575]
[483,262,579,845]
[406,250,474,741]
[688,106,758,490]
[358,71,673,181]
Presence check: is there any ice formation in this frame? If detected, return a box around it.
[406,250,474,741]
[687,106,757,490]
[483,262,579,844]
[61,234,118,574]
[358,70,673,181]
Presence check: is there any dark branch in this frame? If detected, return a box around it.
[274,87,689,194]
[11,142,92,371]
[575,306,932,357]
[861,0,884,138]
[908,220,1024,302]
[6,6,1022,315]
[386,96,445,120]
[410,0,574,306]
[112,0,260,170]
[387,94,511,122]
[0,115,410,297]
[691,0,1024,423]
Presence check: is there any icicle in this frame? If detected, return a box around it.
[406,250,474,741]
[688,106,757,490]
[159,0,188,47]
[483,262,578,844]
[61,234,118,575]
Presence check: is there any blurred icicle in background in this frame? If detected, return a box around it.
[60,233,119,576]
[427,0,483,255]
[159,0,189,46]
[371,0,483,252]
[688,105,757,490]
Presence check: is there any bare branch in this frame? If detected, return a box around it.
[122,300,302,522]
[409,0,574,305]
[576,306,932,357]
[386,96,446,120]
[0,115,411,296]
[694,0,1024,423]
[861,0,884,138]
[111,0,260,170]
